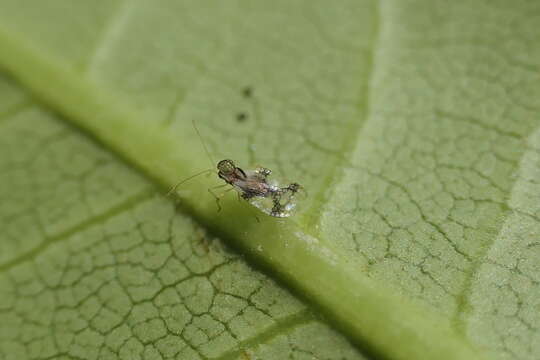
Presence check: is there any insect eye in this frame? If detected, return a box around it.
[217,159,236,174]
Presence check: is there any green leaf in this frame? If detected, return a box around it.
[0,74,366,359]
[0,1,539,360]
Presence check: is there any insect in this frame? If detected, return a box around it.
[214,159,303,217]
[167,122,305,218]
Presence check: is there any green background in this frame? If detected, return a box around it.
[0,1,539,359]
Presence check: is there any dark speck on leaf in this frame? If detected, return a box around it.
[242,86,253,98]
[236,112,248,122]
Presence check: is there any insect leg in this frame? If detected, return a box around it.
[233,192,260,222]
[284,182,301,193]
[166,169,213,196]
[208,187,234,212]
[270,192,283,217]
[281,182,306,199]
[243,197,261,223]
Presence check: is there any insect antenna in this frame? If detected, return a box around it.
[167,120,218,196]
[192,119,216,169]
[166,168,214,196]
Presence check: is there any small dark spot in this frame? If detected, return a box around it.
[236,112,248,122]
[242,86,253,98]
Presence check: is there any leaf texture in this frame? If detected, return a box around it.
[0,74,367,359]
[0,1,539,359]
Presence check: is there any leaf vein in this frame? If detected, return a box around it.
[0,189,155,272]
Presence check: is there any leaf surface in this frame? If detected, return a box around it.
[0,74,366,359]
[0,1,539,359]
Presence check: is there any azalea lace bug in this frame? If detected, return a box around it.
[167,90,305,217]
